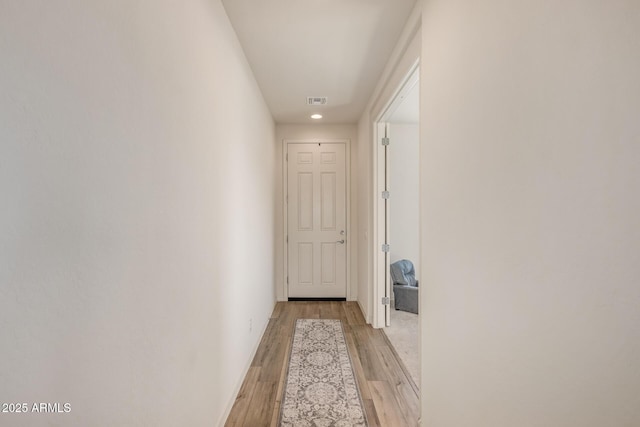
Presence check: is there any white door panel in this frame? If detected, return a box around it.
[287,143,346,298]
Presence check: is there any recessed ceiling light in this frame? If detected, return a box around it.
[311,114,323,119]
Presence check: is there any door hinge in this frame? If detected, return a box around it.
[286,153,288,161]
[286,235,288,243]
[382,297,390,305]
[382,244,390,253]
[382,191,390,199]
[287,276,289,284]
[381,137,390,146]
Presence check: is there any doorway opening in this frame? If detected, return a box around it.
[373,63,420,387]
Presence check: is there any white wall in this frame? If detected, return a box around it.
[274,124,358,301]
[420,0,640,425]
[0,1,276,426]
[357,5,422,324]
[389,124,420,276]
[355,118,374,321]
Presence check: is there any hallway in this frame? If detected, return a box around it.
[3,1,640,426]
[225,302,419,426]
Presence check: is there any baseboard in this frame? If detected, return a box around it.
[217,301,275,427]
[287,297,346,301]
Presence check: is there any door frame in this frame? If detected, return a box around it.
[283,139,351,300]
[371,61,420,328]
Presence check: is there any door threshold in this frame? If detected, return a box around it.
[288,297,347,301]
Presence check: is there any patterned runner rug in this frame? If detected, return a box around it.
[279,319,368,427]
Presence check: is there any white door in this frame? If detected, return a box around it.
[287,143,347,298]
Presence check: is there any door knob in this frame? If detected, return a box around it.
[336,239,345,244]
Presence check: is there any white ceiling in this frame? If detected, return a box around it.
[221,0,418,124]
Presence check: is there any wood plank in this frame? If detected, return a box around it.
[381,328,420,396]
[369,381,414,427]
[242,381,278,426]
[280,301,299,330]
[367,326,388,347]
[224,366,260,426]
[362,398,382,427]
[273,333,292,402]
[303,301,320,319]
[347,301,367,324]
[319,301,338,319]
[374,345,420,423]
[344,329,372,401]
[332,301,346,319]
[251,318,279,367]
[343,301,364,325]
[271,301,284,319]
[335,301,350,321]
[269,401,281,427]
[351,325,386,381]
[258,334,288,382]
[277,305,294,339]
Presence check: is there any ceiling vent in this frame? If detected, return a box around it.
[307,97,328,106]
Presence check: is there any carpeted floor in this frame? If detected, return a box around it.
[384,308,419,388]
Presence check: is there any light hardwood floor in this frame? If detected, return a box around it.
[225,301,420,427]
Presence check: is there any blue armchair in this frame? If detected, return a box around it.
[391,259,419,314]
